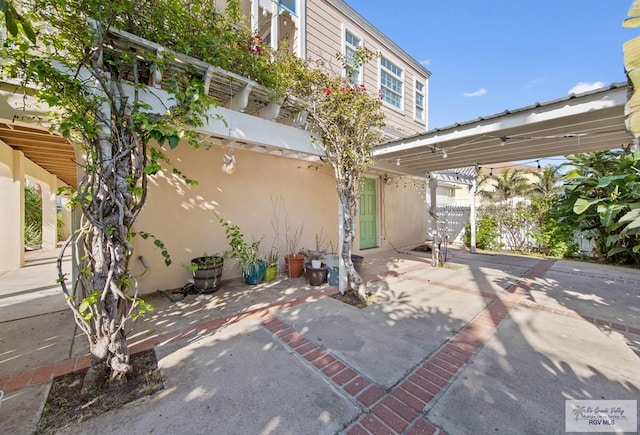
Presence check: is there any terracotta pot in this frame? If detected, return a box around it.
[285,254,305,278]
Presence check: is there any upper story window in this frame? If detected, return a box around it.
[279,0,296,15]
[380,57,403,110]
[344,29,362,83]
[415,80,425,122]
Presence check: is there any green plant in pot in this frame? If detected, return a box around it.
[188,253,224,293]
[219,217,266,285]
[264,250,278,282]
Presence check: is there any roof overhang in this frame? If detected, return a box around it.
[373,83,632,178]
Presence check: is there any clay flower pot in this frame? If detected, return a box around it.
[285,254,305,278]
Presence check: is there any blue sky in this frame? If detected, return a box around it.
[344,0,632,130]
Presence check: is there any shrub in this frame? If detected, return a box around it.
[464,214,499,250]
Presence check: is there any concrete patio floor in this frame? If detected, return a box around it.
[0,247,639,434]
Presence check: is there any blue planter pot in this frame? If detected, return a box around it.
[243,261,267,285]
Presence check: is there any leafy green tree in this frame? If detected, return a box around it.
[1,0,270,387]
[283,48,385,300]
[529,165,562,196]
[480,168,529,201]
[0,0,35,42]
[562,151,640,265]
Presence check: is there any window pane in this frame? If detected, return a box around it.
[381,57,402,77]
[416,81,424,92]
[381,87,401,108]
[279,0,296,14]
[345,31,360,47]
[381,71,402,94]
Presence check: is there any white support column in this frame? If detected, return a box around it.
[0,149,25,270]
[428,177,439,267]
[251,0,260,33]
[470,178,477,254]
[271,0,279,51]
[296,0,306,57]
[41,173,58,250]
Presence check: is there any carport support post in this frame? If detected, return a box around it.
[428,177,439,267]
[470,177,477,254]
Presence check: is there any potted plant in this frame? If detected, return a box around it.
[189,253,224,293]
[219,217,266,285]
[263,250,278,282]
[284,222,305,278]
[304,251,327,286]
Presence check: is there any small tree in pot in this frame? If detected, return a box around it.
[219,216,266,285]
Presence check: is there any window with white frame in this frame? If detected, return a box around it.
[380,57,403,109]
[415,80,425,122]
[279,0,296,15]
[344,29,362,83]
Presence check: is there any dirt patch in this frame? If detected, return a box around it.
[36,350,163,434]
[330,291,385,309]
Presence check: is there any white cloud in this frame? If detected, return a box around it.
[462,88,488,97]
[567,81,605,95]
[420,59,431,67]
[526,78,543,88]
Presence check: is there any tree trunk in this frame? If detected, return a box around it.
[337,175,367,301]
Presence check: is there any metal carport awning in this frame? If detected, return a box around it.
[373,82,632,178]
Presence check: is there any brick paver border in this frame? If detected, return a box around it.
[263,257,639,434]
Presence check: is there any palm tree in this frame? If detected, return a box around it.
[480,168,529,201]
[529,165,562,196]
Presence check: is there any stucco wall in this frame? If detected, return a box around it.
[133,145,339,293]
[132,144,427,293]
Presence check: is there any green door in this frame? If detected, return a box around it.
[359,178,377,249]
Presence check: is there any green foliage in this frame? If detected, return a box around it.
[114,0,290,95]
[529,196,579,258]
[78,289,101,320]
[131,296,154,321]
[218,216,264,275]
[464,214,499,250]
[56,213,65,242]
[560,151,640,265]
[24,185,42,247]
[479,169,529,201]
[133,232,172,266]
[0,0,36,42]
